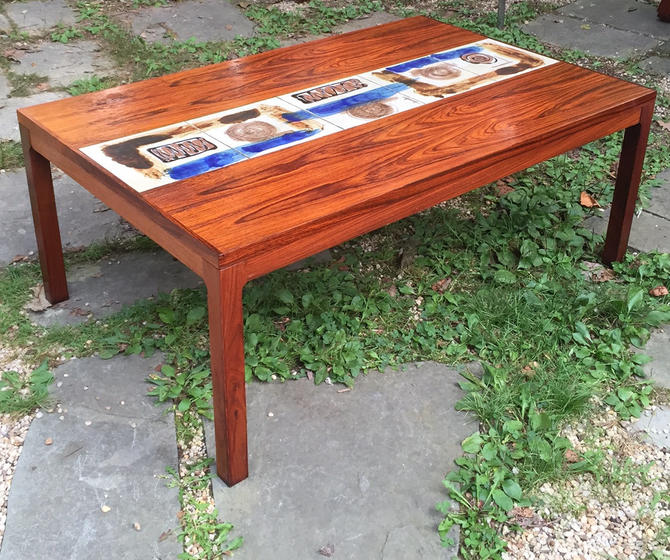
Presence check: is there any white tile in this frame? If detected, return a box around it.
[188,98,340,158]
[81,122,245,192]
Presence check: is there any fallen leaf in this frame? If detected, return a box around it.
[24,284,52,312]
[159,529,173,541]
[386,285,398,298]
[238,1,250,7]
[658,120,670,132]
[273,316,290,331]
[2,48,23,62]
[510,506,544,528]
[35,82,49,91]
[318,544,335,557]
[511,506,535,519]
[431,277,452,293]
[580,23,591,29]
[580,191,600,208]
[564,448,580,463]
[592,268,616,283]
[495,179,515,196]
[305,370,314,382]
[225,24,233,30]
[649,285,669,297]
[10,254,29,263]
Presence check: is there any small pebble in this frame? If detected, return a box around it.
[100,505,111,513]
[44,438,53,446]
[84,421,92,426]
[267,412,274,417]
[133,522,141,531]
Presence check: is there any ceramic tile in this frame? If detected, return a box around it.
[278,75,424,128]
[81,122,246,192]
[310,89,425,129]
[278,75,381,110]
[188,98,340,158]
[83,40,558,190]
[364,39,558,103]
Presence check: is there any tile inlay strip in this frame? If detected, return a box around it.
[81,39,557,193]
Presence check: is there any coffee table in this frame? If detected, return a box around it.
[18,16,655,486]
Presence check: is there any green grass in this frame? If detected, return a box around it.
[2,0,669,557]
[7,71,48,97]
[66,75,117,95]
[0,362,53,416]
[0,141,24,170]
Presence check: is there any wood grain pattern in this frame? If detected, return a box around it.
[144,63,654,272]
[603,101,654,264]
[18,17,656,484]
[205,264,248,486]
[18,18,480,146]
[20,124,68,303]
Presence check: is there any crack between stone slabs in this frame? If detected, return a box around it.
[50,402,166,421]
[565,14,667,40]
[642,209,670,222]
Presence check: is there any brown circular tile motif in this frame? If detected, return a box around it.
[415,63,461,80]
[461,52,497,64]
[226,121,277,142]
[347,102,394,120]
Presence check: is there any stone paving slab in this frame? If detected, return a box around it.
[30,249,203,327]
[643,327,670,389]
[0,169,134,265]
[128,0,256,44]
[648,170,670,218]
[0,90,67,141]
[0,74,9,99]
[2,0,76,33]
[584,208,670,253]
[639,55,670,76]
[0,353,182,560]
[206,362,478,559]
[332,12,401,34]
[13,41,115,88]
[0,15,10,33]
[522,15,661,58]
[559,0,670,41]
[627,405,670,448]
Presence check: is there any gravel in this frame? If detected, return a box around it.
[503,405,670,559]
[0,347,33,548]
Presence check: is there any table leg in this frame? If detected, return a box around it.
[205,264,248,486]
[19,124,68,304]
[602,102,654,264]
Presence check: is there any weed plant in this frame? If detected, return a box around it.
[1,0,668,558]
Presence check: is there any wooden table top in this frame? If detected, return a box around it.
[18,16,655,275]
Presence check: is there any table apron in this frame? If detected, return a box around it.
[24,124,219,279]
[232,102,646,281]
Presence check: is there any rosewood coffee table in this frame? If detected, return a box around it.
[18,17,655,486]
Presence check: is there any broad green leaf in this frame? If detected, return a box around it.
[491,489,514,512]
[276,288,294,305]
[186,306,206,325]
[461,433,484,454]
[502,479,522,500]
[626,288,644,313]
[493,269,516,284]
[617,387,634,402]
